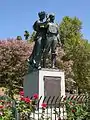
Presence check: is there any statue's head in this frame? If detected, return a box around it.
[38,11,46,20]
[49,13,55,22]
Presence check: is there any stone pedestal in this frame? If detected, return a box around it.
[23,68,65,98]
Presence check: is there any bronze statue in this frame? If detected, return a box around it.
[28,11,47,70]
[43,13,60,68]
[28,12,61,70]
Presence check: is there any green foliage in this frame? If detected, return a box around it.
[0,92,48,120]
[29,31,36,42]
[65,99,88,120]
[59,16,82,45]
[58,16,90,119]
[0,96,15,120]
[16,36,22,40]
[59,16,90,91]
[0,93,88,120]
[24,30,30,40]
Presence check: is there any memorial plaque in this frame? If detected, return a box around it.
[44,76,61,97]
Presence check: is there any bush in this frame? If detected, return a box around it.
[0,39,33,97]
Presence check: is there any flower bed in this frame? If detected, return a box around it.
[0,91,88,120]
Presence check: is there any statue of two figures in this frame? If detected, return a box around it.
[28,11,61,71]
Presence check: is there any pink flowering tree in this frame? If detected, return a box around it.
[0,39,33,98]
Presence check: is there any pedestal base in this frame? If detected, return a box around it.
[23,68,65,98]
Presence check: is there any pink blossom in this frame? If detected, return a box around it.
[41,103,47,108]
[24,97,31,103]
[33,93,39,99]
[20,97,25,101]
[19,91,24,96]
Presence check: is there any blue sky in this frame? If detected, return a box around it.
[0,0,90,41]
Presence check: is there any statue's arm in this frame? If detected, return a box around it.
[33,21,38,31]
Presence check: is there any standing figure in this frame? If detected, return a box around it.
[43,14,60,68]
[28,11,47,70]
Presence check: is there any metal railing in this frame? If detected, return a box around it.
[13,95,86,120]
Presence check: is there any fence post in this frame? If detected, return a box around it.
[12,100,20,120]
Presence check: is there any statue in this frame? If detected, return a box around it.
[43,13,60,68]
[28,11,47,70]
[28,12,61,71]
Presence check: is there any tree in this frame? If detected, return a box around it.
[29,31,36,42]
[58,16,90,91]
[58,16,90,118]
[24,30,30,40]
[16,36,22,40]
[0,39,33,98]
[59,16,82,46]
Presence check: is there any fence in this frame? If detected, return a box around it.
[13,95,86,120]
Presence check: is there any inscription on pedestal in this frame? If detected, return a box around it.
[23,69,65,99]
[44,76,61,97]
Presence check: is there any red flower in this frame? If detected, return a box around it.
[24,97,31,103]
[19,91,24,96]
[72,109,76,113]
[20,96,31,103]
[41,103,47,108]
[0,105,3,109]
[33,93,39,99]
[20,97,25,101]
